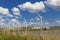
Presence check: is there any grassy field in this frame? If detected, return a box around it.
[0,29,60,40]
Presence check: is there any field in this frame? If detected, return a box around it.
[0,29,60,40]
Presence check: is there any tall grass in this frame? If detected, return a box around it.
[0,30,43,40]
[0,29,60,40]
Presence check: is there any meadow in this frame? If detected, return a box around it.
[0,28,60,40]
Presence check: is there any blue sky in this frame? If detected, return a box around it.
[0,0,60,27]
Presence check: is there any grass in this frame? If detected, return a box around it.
[0,29,60,40]
[0,30,43,40]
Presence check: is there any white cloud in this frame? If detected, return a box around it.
[15,16,19,19]
[8,15,14,17]
[0,7,10,15]
[0,16,3,19]
[37,18,40,20]
[12,7,20,16]
[0,7,14,18]
[45,22,49,24]
[18,2,45,13]
[46,0,60,10]
[29,22,35,24]
[1,19,6,22]
[8,19,28,28]
[10,19,18,22]
[30,18,34,21]
[56,20,60,24]
[0,19,7,28]
[0,7,21,28]
[8,19,20,28]
[0,7,12,24]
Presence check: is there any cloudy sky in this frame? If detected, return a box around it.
[0,0,60,27]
